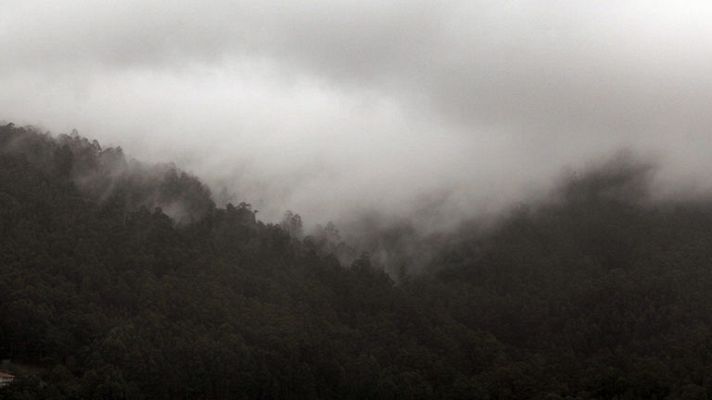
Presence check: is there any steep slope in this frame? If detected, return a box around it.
[4,123,712,399]
[0,124,499,399]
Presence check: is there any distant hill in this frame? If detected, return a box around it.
[3,123,712,399]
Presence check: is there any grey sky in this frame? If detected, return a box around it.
[2,1,712,227]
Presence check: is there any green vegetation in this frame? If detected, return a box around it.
[2,123,712,399]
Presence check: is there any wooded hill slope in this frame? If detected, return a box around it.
[2,123,712,399]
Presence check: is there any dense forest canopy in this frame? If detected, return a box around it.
[3,123,712,399]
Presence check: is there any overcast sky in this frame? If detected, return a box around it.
[2,1,712,227]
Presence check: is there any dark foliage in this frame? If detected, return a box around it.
[2,124,712,399]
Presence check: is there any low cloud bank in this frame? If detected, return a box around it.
[2,1,712,231]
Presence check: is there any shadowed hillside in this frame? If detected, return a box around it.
[3,124,712,399]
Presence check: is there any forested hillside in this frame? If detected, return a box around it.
[2,123,712,399]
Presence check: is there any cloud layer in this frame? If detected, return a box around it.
[3,1,712,227]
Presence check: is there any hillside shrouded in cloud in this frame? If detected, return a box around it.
[7,4,712,398]
[2,0,712,226]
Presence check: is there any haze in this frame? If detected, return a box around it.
[2,0,712,228]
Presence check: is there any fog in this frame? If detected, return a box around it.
[2,0,712,229]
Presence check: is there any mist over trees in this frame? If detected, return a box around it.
[3,124,712,399]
